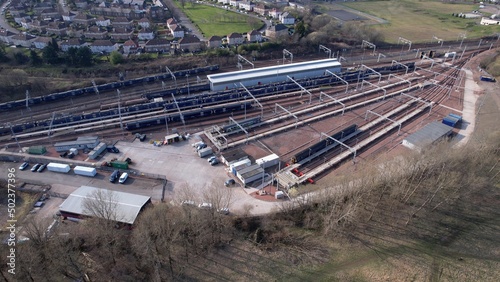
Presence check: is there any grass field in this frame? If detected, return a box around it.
[340,0,500,43]
[174,2,263,37]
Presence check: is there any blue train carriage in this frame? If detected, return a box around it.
[480,76,496,82]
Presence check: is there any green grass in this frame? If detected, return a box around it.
[174,1,263,37]
[340,0,500,43]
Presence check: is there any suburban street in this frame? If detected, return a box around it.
[0,1,19,34]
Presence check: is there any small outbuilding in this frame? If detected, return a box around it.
[402,122,453,151]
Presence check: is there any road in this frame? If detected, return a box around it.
[165,0,271,41]
[0,1,19,34]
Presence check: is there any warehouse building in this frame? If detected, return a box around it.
[207,58,342,91]
[402,122,453,151]
[220,148,248,166]
[59,186,151,225]
[54,136,100,152]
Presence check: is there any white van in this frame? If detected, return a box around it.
[119,172,128,184]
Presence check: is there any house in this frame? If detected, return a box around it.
[247,29,262,42]
[138,28,154,40]
[148,5,166,19]
[73,13,95,26]
[110,27,133,40]
[254,4,267,16]
[166,18,177,29]
[280,12,295,25]
[239,1,254,11]
[40,8,60,19]
[10,33,36,47]
[14,13,31,25]
[112,17,133,29]
[207,35,222,48]
[19,18,32,29]
[32,36,52,49]
[123,39,139,54]
[227,32,244,45]
[29,20,48,33]
[46,22,68,36]
[269,8,281,19]
[265,24,288,39]
[229,0,240,8]
[138,17,150,29]
[95,16,111,27]
[75,0,89,9]
[62,12,77,22]
[60,38,84,51]
[89,40,117,53]
[144,38,170,53]
[170,24,184,38]
[0,29,14,44]
[178,35,201,52]
[218,0,230,4]
[84,26,109,40]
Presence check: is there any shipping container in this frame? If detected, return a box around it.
[110,161,129,170]
[73,166,97,177]
[442,116,459,127]
[47,163,70,173]
[198,147,213,158]
[88,142,107,160]
[28,146,47,155]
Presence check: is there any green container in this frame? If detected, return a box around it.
[28,146,47,155]
[110,161,129,170]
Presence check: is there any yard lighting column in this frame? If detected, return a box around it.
[459,33,467,49]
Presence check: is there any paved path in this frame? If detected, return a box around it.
[454,68,480,147]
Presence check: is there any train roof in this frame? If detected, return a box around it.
[207,58,341,84]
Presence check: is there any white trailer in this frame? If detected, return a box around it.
[73,166,97,177]
[256,153,280,169]
[47,163,70,173]
[198,147,213,158]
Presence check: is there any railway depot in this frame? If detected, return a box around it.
[0,42,489,215]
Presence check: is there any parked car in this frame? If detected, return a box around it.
[196,143,207,151]
[210,159,219,166]
[60,152,68,158]
[181,200,196,207]
[198,203,213,209]
[224,179,235,187]
[37,163,47,172]
[207,156,217,163]
[218,207,230,215]
[19,162,29,170]
[31,163,41,172]
[119,172,128,184]
[109,170,120,183]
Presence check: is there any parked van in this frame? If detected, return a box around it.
[119,172,128,184]
[109,170,120,183]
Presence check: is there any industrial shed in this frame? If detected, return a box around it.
[221,148,248,166]
[207,58,342,91]
[402,122,453,151]
[59,186,151,225]
[236,164,265,185]
[54,136,100,152]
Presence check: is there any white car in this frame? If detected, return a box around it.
[118,172,128,184]
[198,203,212,209]
[207,156,217,163]
[218,207,230,215]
